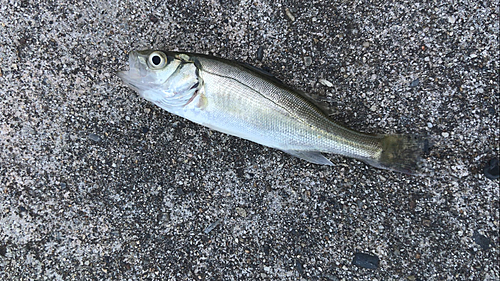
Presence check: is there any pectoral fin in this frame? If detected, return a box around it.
[282,150,334,166]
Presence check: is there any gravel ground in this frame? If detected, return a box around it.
[1,0,498,280]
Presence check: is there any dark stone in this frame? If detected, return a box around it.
[149,14,159,23]
[473,230,490,250]
[410,78,420,87]
[296,260,304,275]
[256,46,264,61]
[88,133,101,142]
[487,106,495,115]
[352,252,380,269]
[483,158,499,180]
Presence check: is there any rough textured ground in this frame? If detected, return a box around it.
[0,0,498,280]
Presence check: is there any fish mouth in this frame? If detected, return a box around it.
[117,69,142,93]
[116,51,142,84]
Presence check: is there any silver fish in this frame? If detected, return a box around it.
[117,50,425,174]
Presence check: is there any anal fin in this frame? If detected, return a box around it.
[282,150,334,166]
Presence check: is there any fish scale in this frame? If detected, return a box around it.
[198,57,378,156]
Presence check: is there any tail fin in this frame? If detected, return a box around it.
[364,135,429,175]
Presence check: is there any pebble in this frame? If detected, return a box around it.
[256,46,264,61]
[236,207,247,217]
[285,8,295,21]
[441,132,449,137]
[362,41,370,47]
[149,14,159,23]
[88,133,101,142]
[352,252,380,269]
[410,78,420,87]
[303,56,312,66]
[473,230,491,250]
[319,78,333,87]
[296,260,304,275]
[204,219,221,234]
[483,158,499,180]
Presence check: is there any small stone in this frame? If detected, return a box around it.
[236,207,247,217]
[483,158,499,180]
[410,78,420,87]
[88,133,101,142]
[362,41,370,47]
[441,132,449,138]
[256,46,264,61]
[204,220,221,234]
[319,78,333,87]
[149,14,159,23]
[296,260,304,275]
[0,244,6,256]
[473,230,491,250]
[448,16,456,24]
[285,8,295,21]
[427,122,433,128]
[352,252,380,269]
[303,56,312,66]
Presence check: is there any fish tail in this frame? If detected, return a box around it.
[364,134,429,175]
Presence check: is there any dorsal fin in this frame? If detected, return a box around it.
[237,62,285,85]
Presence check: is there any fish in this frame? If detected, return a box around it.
[117,50,426,174]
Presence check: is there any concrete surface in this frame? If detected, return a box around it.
[0,0,498,280]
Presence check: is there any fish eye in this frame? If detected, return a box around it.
[148,51,167,69]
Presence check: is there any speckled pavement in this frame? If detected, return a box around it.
[0,1,498,280]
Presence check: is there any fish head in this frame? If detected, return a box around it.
[117,50,181,99]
